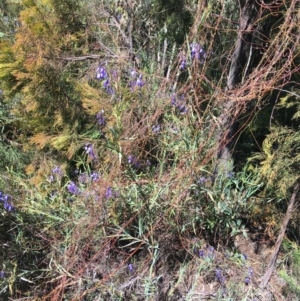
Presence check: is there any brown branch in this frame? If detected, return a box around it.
[46,55,102,61]
[259,180,300,289]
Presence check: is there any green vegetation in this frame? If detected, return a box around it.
[0,0,300,300]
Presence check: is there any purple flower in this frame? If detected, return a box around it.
[84,144,97,161]
[90,171,100,182]
[190,42,207,62]
[96,66,108,80]
[197,177,207,185]
[215,268,225,284]
[227,171,234,178]
[130,69,137,77]
[128,71,145,89]
[248,267,253,277]
[245,276,250,285]
[136,75,144,87]
[49,166,63,182]
[170,94,188,114]
[67,182,80,195]
[179,60,187,71]
[4,201,14,212]
[128,263,134,272]
[127,155,140,169]
[105,187,113,199]
[0,193,14,212]
[178,104,188,113]
[0,271,4,278]
[103,79,114,95]
[152,124,161,133]
[96,110,106,126]
[52,166,63,175]
[198,249,205,258]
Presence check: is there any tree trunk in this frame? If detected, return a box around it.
[216,0,260,174]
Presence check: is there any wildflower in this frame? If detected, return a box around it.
[190,42,207,62]
[245,276,250,285]
[96,110,106,126]
[105,187,113,199]
[103,79,114,95]
[96,66,108,80]
[128,263,134,272]
[198,249,205,258]
[128,70,144,89]
[67,182,80,195]
[0,193,14,212]
[248,267,253,277]
[127,155,140,169]
[170,94,188,114]
[152,124,161,133]
[136,74,144,87]
[90,171,100,182]
[3,201,14,212]
[197,177,207,185]
[179,59,187,71]
[84,144,97,161]
[178,104,188,113]
[0,271,4,278]
[52,166,63,175]
[227,171,234,178]
[215,268,225,284]
[171,94,177,105]
[130,69,137,77]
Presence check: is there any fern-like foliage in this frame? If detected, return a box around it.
[250,124,300,197]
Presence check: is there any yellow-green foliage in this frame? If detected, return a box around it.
[250,125,300,197]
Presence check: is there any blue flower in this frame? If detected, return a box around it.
[49,166,63,182]
[67,182,80,195]
[198,249,205,258]
[136,75,144,87]
[248,267,253,277]
[90,171,100,182]
[96,66,108,80]
[170,94,188,114]
[197,177,207,185]
[190,42,207,62]
[130,69,137,77]
[103,79,114,95]
[152,124,161,133]
[245,276,250,285]
[4,201,14,212]
[128,70,145,89]
[127,155,140,169]
[84,144,97,161]
[215,268,225,284]
[0,271,4,278]
[128,263,134,272]
[105,187,113,199]
[52,166,63,175]
[0,193,14,212]
[96,110,106,126]
[179,59,187,71]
